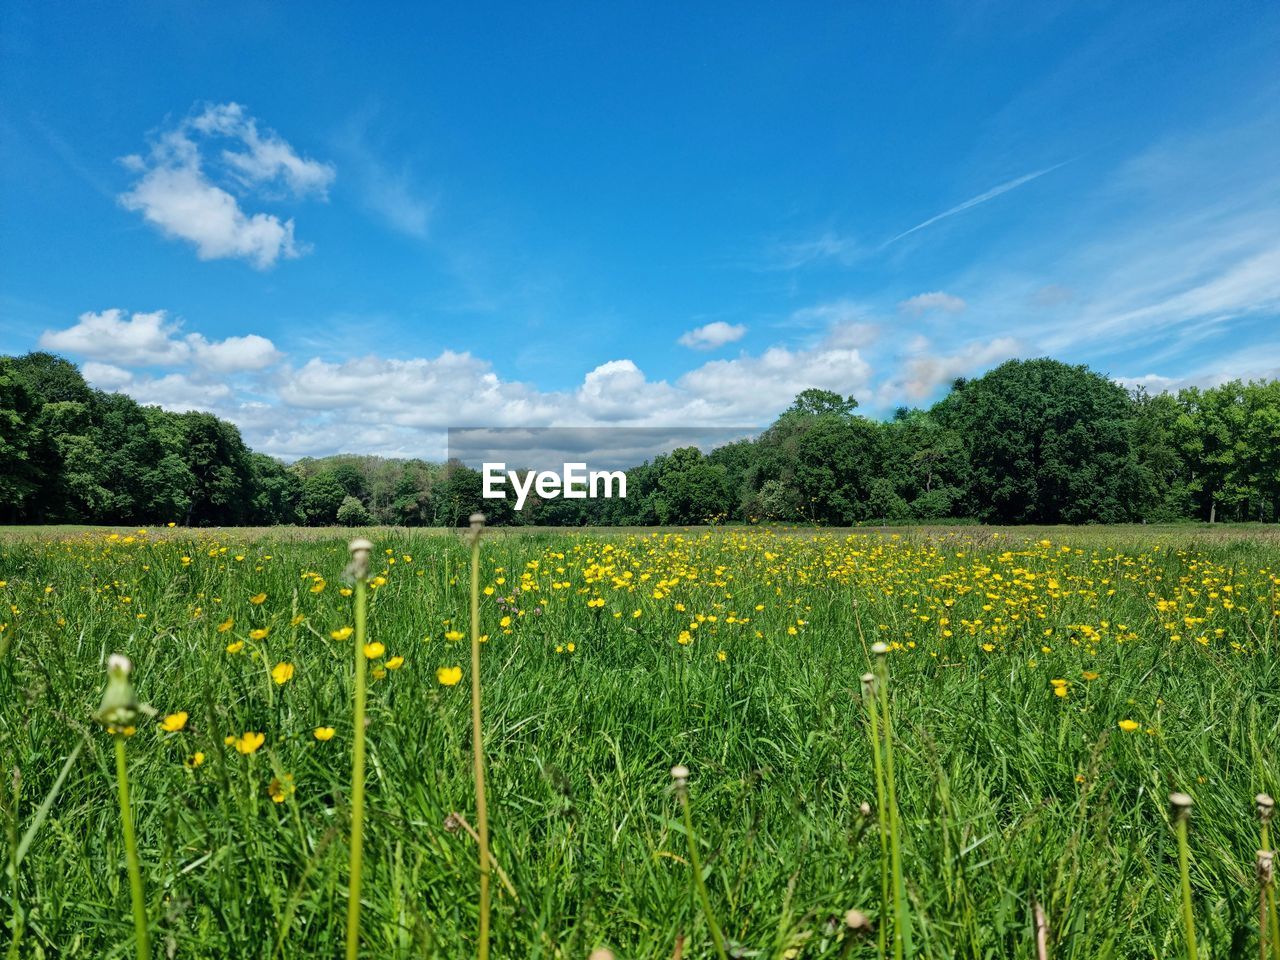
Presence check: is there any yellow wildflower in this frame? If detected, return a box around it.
[234,731,265,754]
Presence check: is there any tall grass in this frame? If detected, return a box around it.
[1,526,1277,957]
[467,514,492,960]
[344,538,372,960]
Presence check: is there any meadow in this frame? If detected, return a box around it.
[1,523,1278,959]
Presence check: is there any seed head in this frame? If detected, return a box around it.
[860,672,875,699]
[1258,849,1275,886]
[346,538,374,581]
[1257,793,1275,823]
[859,801,872,818]
[467,512,487,546]
[1169,792,1193,822]
[844,909,872,934]
[670,764,690,789]
[443,812,462,834]
[588,950,616,960]
[871,641,889,656]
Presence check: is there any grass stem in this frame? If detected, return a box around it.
[115,736,149,960]
[875,643,910,959]
[345,540,372,960]
[862,671,889,960]
[1171,793,1197,960]
[470,514,492,960]
[671,765,728,960]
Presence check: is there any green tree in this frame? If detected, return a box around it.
[935,359,1143,523]
[336,494,375,526]
[300,471,348,525]
[651,447,733,524]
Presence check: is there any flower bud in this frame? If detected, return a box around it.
[94,654,155,731]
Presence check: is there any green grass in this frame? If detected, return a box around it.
[1,524,1278,958]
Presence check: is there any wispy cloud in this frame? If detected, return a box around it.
[334,113,434,238]
[898,291,966,315]
[764,230,862,270]
[882,162,1068,247]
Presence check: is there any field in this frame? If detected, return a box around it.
[2,524,1278,959]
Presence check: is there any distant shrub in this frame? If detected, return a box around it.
[336,495,374,527]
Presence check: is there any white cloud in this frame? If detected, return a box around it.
[881,336,1021,402]
[190,333,282,373]
[80,361,133,389]
[111,372,235,412]
[39,309,283,374]
[118,103,334,268]
[189,103,335,196]
[40,309,190,366]
[897,291,967,315]
[37,303,1024,459]
[678,321,747,350]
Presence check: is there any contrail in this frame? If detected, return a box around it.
[883,160,1070,248]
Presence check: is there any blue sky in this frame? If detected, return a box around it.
[2,1,1279,459]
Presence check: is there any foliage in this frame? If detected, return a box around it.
[5,352,1280,527]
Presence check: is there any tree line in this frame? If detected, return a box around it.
[3,351,1278,526]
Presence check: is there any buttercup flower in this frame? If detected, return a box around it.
[436,666,463,686]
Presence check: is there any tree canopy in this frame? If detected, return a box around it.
[3,351,1279,527]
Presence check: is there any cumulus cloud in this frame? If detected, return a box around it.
[192,334,282,373]
[41,309,191,366]
[39,309,282,373]
[40,302,882,459]
[678,321,746,350]
[897,291,967,316]
[118,103,334,268]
